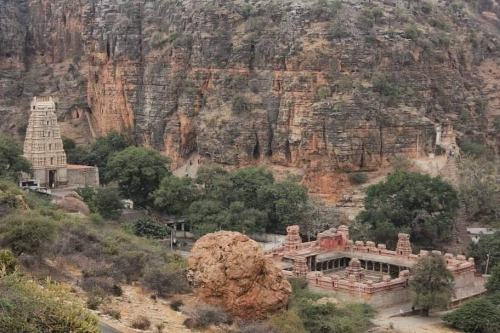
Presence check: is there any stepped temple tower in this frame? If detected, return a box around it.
[23,97,100,188]
[23,97,68,187]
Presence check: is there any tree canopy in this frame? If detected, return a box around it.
[410,254,454,316]
[469,231,500,274]
[106,147,170,207]
[443,298,500,333]
[0,135,31,181]
[355,171,459,249]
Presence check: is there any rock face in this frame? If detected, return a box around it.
[1,0,499,196]
[188,231,291,319]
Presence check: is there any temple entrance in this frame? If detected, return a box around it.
[48,170,56,188]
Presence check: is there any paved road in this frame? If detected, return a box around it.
[99,322,122,333]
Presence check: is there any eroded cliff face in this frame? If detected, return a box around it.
[1,0,499,196]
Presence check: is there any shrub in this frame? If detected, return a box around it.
[94,187,123,219]
[348,172,368,185]
[238,322,277,333]
[170,299,184,311]
[0,212,57,256]
[232,95,249,114]
[0,274,99,332]
[315,86,331,101]
[86,293,103,310]
[269,310,306,333]
[486,265,500,293]
[150,31,169,49]
[142,266,191,296]
[132,218,169,239]
[102,306,121,320]
[443,298,500,333]
[0,249,16,275]
[131,315,151,330]
[405,24,421,40]
[182,304,232,329]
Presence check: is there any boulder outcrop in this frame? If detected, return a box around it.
[188,231,291,319]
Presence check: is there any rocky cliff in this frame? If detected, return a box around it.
[1,0,499,197]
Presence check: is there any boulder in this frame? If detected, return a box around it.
[188,231,291,319]
[56,193,90,216]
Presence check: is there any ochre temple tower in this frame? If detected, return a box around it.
[23,97,68,187]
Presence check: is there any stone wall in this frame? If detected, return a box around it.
[67,165,99,187]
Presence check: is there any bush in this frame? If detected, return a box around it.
[0,274,99,332]
[131,315,151,330]
[182,304,232,329]
[232,95,249,114]
[443,298,500,333]
[348,172,368,185]
[94,187,123,219]
[102,306,121,320]
[142,266,190,296]
[269,310,306,333]
[86,293,103,310]
[0,249,16,275]
[132,218,169,239]
[0,135,32,181]
[0,212,57,256]
[150,31,169,49]
[170,299,184,311]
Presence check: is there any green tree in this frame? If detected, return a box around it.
[0,135,31,180]
[94,187,123,219]
[410,254,454,316]
[458,157,499,224]
[106,147,170,207]
[257,181,309,233]
[469,231,500,273]
[86,132,131,183]
[230,167,274,209]
[196,165,234,206]
[225,201,267,234]
[154,176,200,215]
[356,171,459,249]
[486,265,500,293]
[132,218,169,239]
[187,200,228,236]
[443,298,500,333]
[62,137,90,165]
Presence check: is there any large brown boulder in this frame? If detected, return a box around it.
[56,192,90,216]
[188,231,291,319]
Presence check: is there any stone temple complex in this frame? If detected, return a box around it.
[266,225,486,307]
[23,97,99,188]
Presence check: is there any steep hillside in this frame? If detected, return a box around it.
[1,0,499,197]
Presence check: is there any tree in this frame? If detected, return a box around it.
[443,298,500,333]
[132,218,168,239]
[196,165,234,206]
[469,231,500,273]
[230,167,274,209]
[0,135,31,180]
[410,254,454,316]
[106,147,170,207]
[86,132,131,182]
[0,249,17,275]
[257,181,309,233]
[154,176,200,215]
[356,171,459,249]
[486,264,500,293]
[225,201,267,234]
[458,157,499,225]
[94,188,123,219]
[187,200,228,236]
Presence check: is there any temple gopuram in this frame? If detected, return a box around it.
[23,96,99,188]
[266,225,486,307]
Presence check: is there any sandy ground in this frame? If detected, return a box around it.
[372,306,460,333]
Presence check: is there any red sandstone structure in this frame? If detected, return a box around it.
[266,225,486,306]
